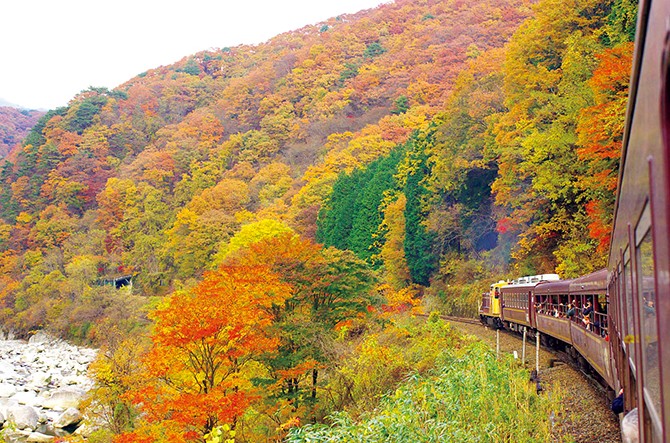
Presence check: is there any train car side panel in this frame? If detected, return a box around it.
[536,315,572,344]
[570,323,616,388]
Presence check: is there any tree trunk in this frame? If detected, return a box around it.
[311,368,318,399]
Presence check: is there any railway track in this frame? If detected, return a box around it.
[437,315,613,389]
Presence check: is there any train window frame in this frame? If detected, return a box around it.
[623,247,636,375]
[634,203,663,434]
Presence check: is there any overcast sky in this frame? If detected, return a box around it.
[0,0,386,110]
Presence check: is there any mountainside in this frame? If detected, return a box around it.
[0,0,532,299]
[0,0,636,440]
[0,107,44,158]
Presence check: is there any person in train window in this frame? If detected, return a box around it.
[643,298,655,315]
[593,316,601,335]
[582,314,592,331]
[582,301,593,317]
[566,302,576,319]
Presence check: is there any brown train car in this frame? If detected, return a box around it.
[532,271,615,388]
[568,270,616,389]
[500,282,534,329]
[533,279,574,346]
[607,0,669,439]
[500,274,559,330]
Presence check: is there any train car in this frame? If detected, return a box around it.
[533,278,573,345]
[568,270,616,389]
[499,274,559,330]
[606,0,670,439]
[479,280,506,328]
[532,271,615,388]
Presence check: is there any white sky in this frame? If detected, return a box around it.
[0,0,386,110]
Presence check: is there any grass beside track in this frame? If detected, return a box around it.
[287,340,563,443]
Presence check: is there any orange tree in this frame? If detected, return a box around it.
[117,264,292,442]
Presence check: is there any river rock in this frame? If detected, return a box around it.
[28,332,59,346]
[26,432,55,442]
[73,419,102,438]
[0,382,17,397]
[0,362,19,379]
[27,372,51,389]
[2,430,32,443]
[8,404,40,430]
[0,333,96,441]
[11,390,40,407]
[41,387,84,411]
[0,398,19,418]
[53,408,82,428]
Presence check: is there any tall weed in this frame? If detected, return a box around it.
[289,341,562,442]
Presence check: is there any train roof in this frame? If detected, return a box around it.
[533,278,574,295]
[569,269,608,295]
[508,273,559,285]
[499,273,560,294]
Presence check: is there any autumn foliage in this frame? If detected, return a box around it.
[118,264,292,441]
[0,0,637,440]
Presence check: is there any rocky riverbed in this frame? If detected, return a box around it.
[0,331,97,442]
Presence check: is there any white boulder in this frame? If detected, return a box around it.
[28,331,58,345]
[8,404,40,430]
[0,398,19,418]
[0,382,17,397]
[54,407,83,428]
[11,390,40,407]
[41,387,85,411]
[26,432,55,442]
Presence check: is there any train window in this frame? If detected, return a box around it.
[635,211,662,431]
[623,249,636,374]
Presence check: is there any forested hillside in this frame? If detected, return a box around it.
[0,107,44,158]
[0,0,636,440]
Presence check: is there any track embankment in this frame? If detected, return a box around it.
[445,318,621,443]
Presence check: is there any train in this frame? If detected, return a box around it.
[479,270,614,385]
[480,0,669,440]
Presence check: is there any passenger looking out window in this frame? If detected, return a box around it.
[583,301,593,317]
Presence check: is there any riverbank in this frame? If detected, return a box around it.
[0,331,97,442]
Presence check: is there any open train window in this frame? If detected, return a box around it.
[635,204,662,434]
